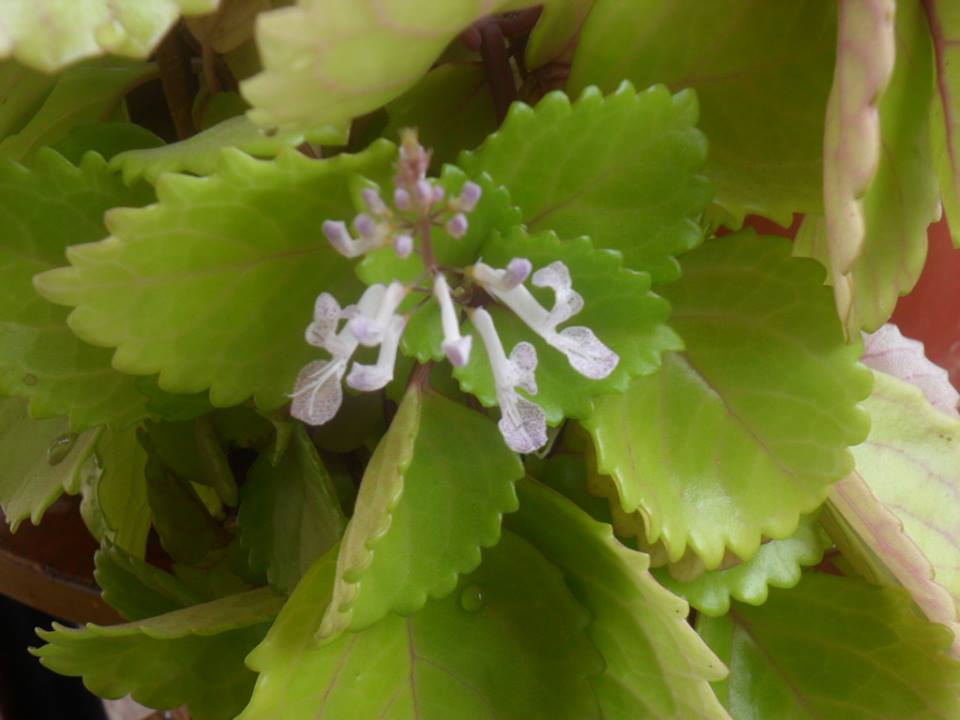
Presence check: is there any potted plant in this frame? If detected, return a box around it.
[0,1,958,718]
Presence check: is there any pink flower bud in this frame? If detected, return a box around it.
[394,234,414,258]
[445,213,468,239]
[362,188,387,215]
[459,181,482,212]
[353,213,377,238]
[394,188,412,211]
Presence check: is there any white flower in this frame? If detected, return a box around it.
[346,281,407,347]
[469,307,547,454]
[434,274,472,367]
[290,286,381,425]
[470,259,619,380]
[347,314,407,391]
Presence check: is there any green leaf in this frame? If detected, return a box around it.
[239,426,346,594]
[240,533,603,720]
[0,60,156,161]
[95,542,208,620]
[35,142,397,411]
[569,0,836,227]
[145,416,238,506]
[50,122,165,164]
[34,587,283,720]
[80,425,151,557]
[110,115,346,185]
[507,479,729,719]
[0,62,58,138]
[320,385,522,638]
[926,0,960,246]
[653,515,829,617]
[455,227,681,424]
[0,149,153,430]
[383,63,496,169]
[698,574,960,719]
[824,473,960,652]
[585,231,873,568]
[525,0,594,68]
[458,84,710,282]
[0,397,101,530]
[796,0,939,335]
[144,450,230,565]
[849,371,960,627]
[241,0,545,132]
[0,0,219,72]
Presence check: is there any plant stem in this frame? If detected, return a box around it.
[156,27,196,139]
[420,218,438,273]
[479,22,517,123]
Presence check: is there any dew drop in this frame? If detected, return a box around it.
[47,433,78,465]
[22,373,37,386]
[459,585,484,613]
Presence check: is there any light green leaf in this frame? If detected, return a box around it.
[0,60,156,161]
[0,0,219,72]
[239,426,345,594]
[796,0,939,335]
[383,63,496,169]
[35,143,397,411]
[0,397,101,530]
[653,515,829,617]
[525,0,594,68]
[850,371,960,630]
[111,115,347,185]
[458,83,710,282]
[926,0,960,246]
[0,149,153,430]
[320,385,522,638]
[34,587,283,720]
[507,479,730,719]
[94,542,208,620]
[81,425,151,558]
[569,0,836,227]
[585,231,873,568]
[698,574,960,719]
[240,533,603,720]
[242,0,545,132]
[455,227,681,424]
[824,472,960,653]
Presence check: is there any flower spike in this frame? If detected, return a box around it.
[469,308,547,454]
[434,274,472,367]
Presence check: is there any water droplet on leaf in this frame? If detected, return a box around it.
[47,433,78,465]
[459,585,484,613]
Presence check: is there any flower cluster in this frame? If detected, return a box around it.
[291,130,619,453]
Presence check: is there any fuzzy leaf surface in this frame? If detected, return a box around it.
[240,534,603,720]
[239,426,345,594]
[320,386,522,638]
[0,0,219,72]
[698,574,960,718]
[586,232,873,567]
[653,516,828,617]
[0,150,154,430]
[569,0,835,226]
[34,588,282,720]
[241,0,545,131]
[507,479,730,719]
[455,227,680,424]
[459,84,710,282]
[796,0,939,334]
[35,143,396,411]
[0,397,100,530]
